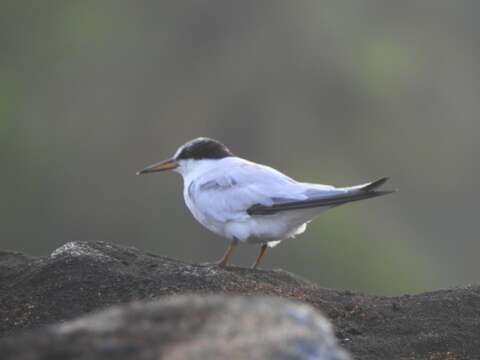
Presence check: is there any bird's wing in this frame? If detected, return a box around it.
[190,158,393,221]
[247,177,394,215]
[189,160,318,223]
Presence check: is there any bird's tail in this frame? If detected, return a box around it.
[339,177,396,203]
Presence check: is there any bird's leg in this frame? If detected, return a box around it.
[252,244,268,269]
[216,241,237,267]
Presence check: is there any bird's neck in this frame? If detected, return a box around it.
[179,158,227,184]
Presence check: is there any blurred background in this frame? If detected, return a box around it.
[1,1,479,295]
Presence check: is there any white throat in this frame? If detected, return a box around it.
[175,158,228,183]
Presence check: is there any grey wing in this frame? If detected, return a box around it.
[247,177,394,215]
[190,161,311,223]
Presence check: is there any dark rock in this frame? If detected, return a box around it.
[0,295,350,360]
[1,240,479,359]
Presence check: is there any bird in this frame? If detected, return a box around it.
[137,137,395,269]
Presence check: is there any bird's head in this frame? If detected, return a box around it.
[137,137,234,177]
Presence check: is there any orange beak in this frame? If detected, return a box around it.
[137,158,178,175]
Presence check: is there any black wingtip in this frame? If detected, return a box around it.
[363,177,389,191]
[372,189,397,196]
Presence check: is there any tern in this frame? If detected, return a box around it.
[138,137,395,268]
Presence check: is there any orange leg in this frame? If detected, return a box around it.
[252,244,268,269]
[216,241,237,267]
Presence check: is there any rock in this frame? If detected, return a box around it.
[1,240,479,359]
[0,295,350,360]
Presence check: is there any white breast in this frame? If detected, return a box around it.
[183,177,228,238]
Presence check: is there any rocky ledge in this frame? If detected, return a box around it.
[1,241,479,359]
[0,295,350,360]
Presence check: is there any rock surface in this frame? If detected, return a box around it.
[0,295,350,360]
[1,241,479,359]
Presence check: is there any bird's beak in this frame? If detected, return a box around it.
[136,158,178,175]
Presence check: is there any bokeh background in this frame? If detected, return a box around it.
[2,1,479,295]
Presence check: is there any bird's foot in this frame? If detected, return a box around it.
[215,259,229,268]
[251,244,268,269]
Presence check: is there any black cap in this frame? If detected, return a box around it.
[175,138,233,160]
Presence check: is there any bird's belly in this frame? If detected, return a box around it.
[240,206,330,243]
[186,205,305,243]
[225,220,290,243]
[224,210,315,244]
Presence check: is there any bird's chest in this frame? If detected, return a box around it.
[183,180,226,235]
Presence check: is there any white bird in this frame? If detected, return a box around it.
[138,137,394,269]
